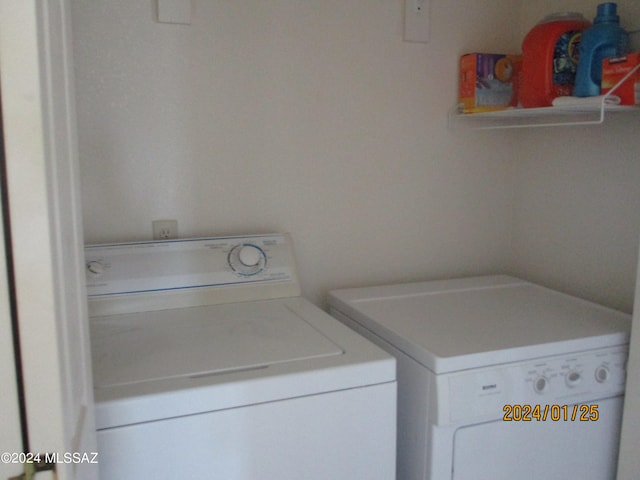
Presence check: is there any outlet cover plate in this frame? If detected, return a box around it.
[152,220,178,240]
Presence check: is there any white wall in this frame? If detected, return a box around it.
[511,0,640,312]
[509,118,640,312]
[71,0,521,305]
[71,0,640,310]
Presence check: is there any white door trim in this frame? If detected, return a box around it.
[0,1,98,478]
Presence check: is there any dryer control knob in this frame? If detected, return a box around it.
[533,376,549,394]
[595,366,610,384]
[239,245,262,266]
[565,370,582,388]
[87,261,105,277]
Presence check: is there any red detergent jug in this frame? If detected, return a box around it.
[521,12,591,107]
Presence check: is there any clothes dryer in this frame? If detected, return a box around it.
[328,275,630,480]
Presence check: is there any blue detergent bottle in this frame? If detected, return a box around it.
[573,2,629,97]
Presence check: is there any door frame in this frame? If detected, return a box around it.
[0,1,98,479]
[0,94,24,480]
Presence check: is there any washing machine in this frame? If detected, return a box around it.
[85,233,396,479]
[328,275,631,480]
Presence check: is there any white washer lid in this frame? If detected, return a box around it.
[91,300,343,388]
[328,275,631,373]
[90,297,396,429]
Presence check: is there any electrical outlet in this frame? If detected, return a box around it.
[153,220,178,240]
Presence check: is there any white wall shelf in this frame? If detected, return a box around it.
[448,103,640,130]
[450,63,640,130]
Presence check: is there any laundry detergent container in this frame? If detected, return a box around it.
[574,2,629,97]
[520,12,590,107]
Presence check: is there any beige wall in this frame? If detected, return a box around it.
[71,0,520,305]
[71,0,640,311]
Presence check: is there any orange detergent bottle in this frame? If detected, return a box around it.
[520,12,591,107]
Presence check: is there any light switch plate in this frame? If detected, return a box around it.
[404,0,430,43]
[157,0,192,25]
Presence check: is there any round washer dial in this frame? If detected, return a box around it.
[228,243,267,276]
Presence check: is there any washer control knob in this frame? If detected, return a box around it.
[239,245,262,267]
[534,376,549,394]
[565,370,582,388]
[595,366,610,384]
[228,243,266,276]
[86,261,105,277]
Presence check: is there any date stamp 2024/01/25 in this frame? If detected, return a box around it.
[503,404,600,422]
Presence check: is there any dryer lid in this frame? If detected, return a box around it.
[328,275,631,373]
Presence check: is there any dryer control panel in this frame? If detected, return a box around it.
[85,233,300,316]
[437,346,628,425]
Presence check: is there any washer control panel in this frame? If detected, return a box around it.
[85,234,300,315]
[443,346,628,425]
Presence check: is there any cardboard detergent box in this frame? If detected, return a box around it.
[602,52,640,105]
[459,53,522,113]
